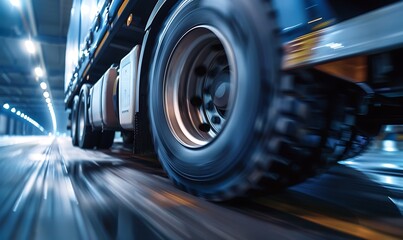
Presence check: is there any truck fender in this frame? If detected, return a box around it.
[137,0,178,105]
[145,0,176,31]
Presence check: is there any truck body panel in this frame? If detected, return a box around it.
[119,45,141,129]
[64,0,81,92]
[64,0,155,109]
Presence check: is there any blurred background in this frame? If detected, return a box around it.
[0,0,72,135]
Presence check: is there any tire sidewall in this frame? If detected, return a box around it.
[71,95,79,146]
[78,85,91,148]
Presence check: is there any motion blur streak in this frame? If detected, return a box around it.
[0,136,403,239]
[255,198,396,239]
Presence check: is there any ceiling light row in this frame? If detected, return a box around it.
[22,37,55,133]
[13,0,57,134]
[23,39,45,80]
[34,66,44,78]
[41,89,57,134]
[25,40,35,54]
[9,0,21,8]
[2,103,45,132]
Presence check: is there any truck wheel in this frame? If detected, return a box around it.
[121,130,134,145]
[77,84,98,149]
[149,0,345,200]
[97,130,115,149]
[340,128,373,160]
[341,117,382,159]
[71,95,79,146]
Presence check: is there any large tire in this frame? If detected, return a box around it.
[121,130,134,145]
[71,95,79,146]
[327,83,378,160]
[339,117,381,159]
[97,130,115,149]
[77,84,98,149]
[148,0,353,201]
[341,131,372,159]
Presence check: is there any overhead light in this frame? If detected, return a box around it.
[24,40,36,54]
[40,82,47,90]
[16,111,21,116]
[3,103,10,109]
[43,91,49,98]
[34,67,44,78]
[49,106,57,133]
[11,108,16,113]
[45,98,51,103]
[81,4,89,14]
[9,0,21,8]
[21,113,25,117]
[24,116,27,120]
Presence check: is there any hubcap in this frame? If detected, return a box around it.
[164,26,236,148]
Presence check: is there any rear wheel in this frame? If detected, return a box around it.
[71,95,79,146]
[339,116,380,159]
[121,130,134,145]
[148,0,356,201]
[341,131,373,159]
[97,130,115,149]
[77,84,98,149]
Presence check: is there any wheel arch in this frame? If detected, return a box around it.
[138,0,178,93]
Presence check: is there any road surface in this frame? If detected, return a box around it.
[0,136,402,239]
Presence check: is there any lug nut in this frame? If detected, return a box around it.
[190,96,203,107]
[206,101,214,111]
[211,116,221,124]
[199,123,211,132]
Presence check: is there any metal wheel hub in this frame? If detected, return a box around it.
[164,26,236,148]
[210,68,230,115]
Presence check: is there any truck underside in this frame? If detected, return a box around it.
[65,0,403,200]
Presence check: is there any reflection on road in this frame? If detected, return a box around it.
[0,136,402,239]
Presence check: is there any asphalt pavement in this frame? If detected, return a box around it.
[0,136,402,239]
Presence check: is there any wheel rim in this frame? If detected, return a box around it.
[164,26,236,148]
